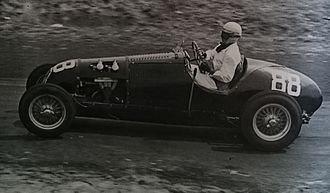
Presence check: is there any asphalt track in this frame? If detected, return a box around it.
[0,78,330,192]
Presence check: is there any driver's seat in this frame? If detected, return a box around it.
[228,56,248,89]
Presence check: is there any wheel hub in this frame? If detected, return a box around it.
[40,105,55,115]
[40,109,55,115]
[268,119,278,127]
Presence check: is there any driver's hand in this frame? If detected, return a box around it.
[199,61,211,73]
[199,50,206,59]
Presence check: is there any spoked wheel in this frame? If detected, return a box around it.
[19,84,75,138]
[252,103,291,142]
[241,92,302,151]
[29,94,67,130]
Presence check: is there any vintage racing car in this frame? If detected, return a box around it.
[18,41,323,151]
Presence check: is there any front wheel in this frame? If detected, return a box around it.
[241,92,302,151]
[19,84,76,138]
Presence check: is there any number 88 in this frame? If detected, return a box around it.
[271,72,301,97]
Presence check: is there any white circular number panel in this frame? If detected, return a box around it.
[270,69,301,97]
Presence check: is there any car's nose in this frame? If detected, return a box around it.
[296,73,323,116]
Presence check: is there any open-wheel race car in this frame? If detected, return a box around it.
[18,41,323,151]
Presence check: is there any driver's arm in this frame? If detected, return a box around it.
[203,43,222,60]
[204,49,216,60]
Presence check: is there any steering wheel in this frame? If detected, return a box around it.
[192,41,209,73]
[192,41,203,64]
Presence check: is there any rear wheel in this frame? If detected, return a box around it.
[26,64,53,89]
[241,92,302,151]
[19,84,76,138]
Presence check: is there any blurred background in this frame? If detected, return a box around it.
[0,0,329,98]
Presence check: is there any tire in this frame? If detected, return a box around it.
[19,83,76,138]
[240,92,302,151]
[26,64,53,89]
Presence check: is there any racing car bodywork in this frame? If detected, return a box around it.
[19,42,323,151]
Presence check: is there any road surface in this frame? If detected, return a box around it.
[0,78,329,193]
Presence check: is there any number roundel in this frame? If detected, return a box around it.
[287,74,301,96]
[270,70,301,97]
[52,60,76,73]
[271,73,286,93]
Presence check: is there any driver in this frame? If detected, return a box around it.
[199,22,242,90]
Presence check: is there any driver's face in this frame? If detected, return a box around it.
[220,31,231,43]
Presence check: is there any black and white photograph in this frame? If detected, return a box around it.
[0,0,329,192]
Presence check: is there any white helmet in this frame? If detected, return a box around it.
[222,22,242,37]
